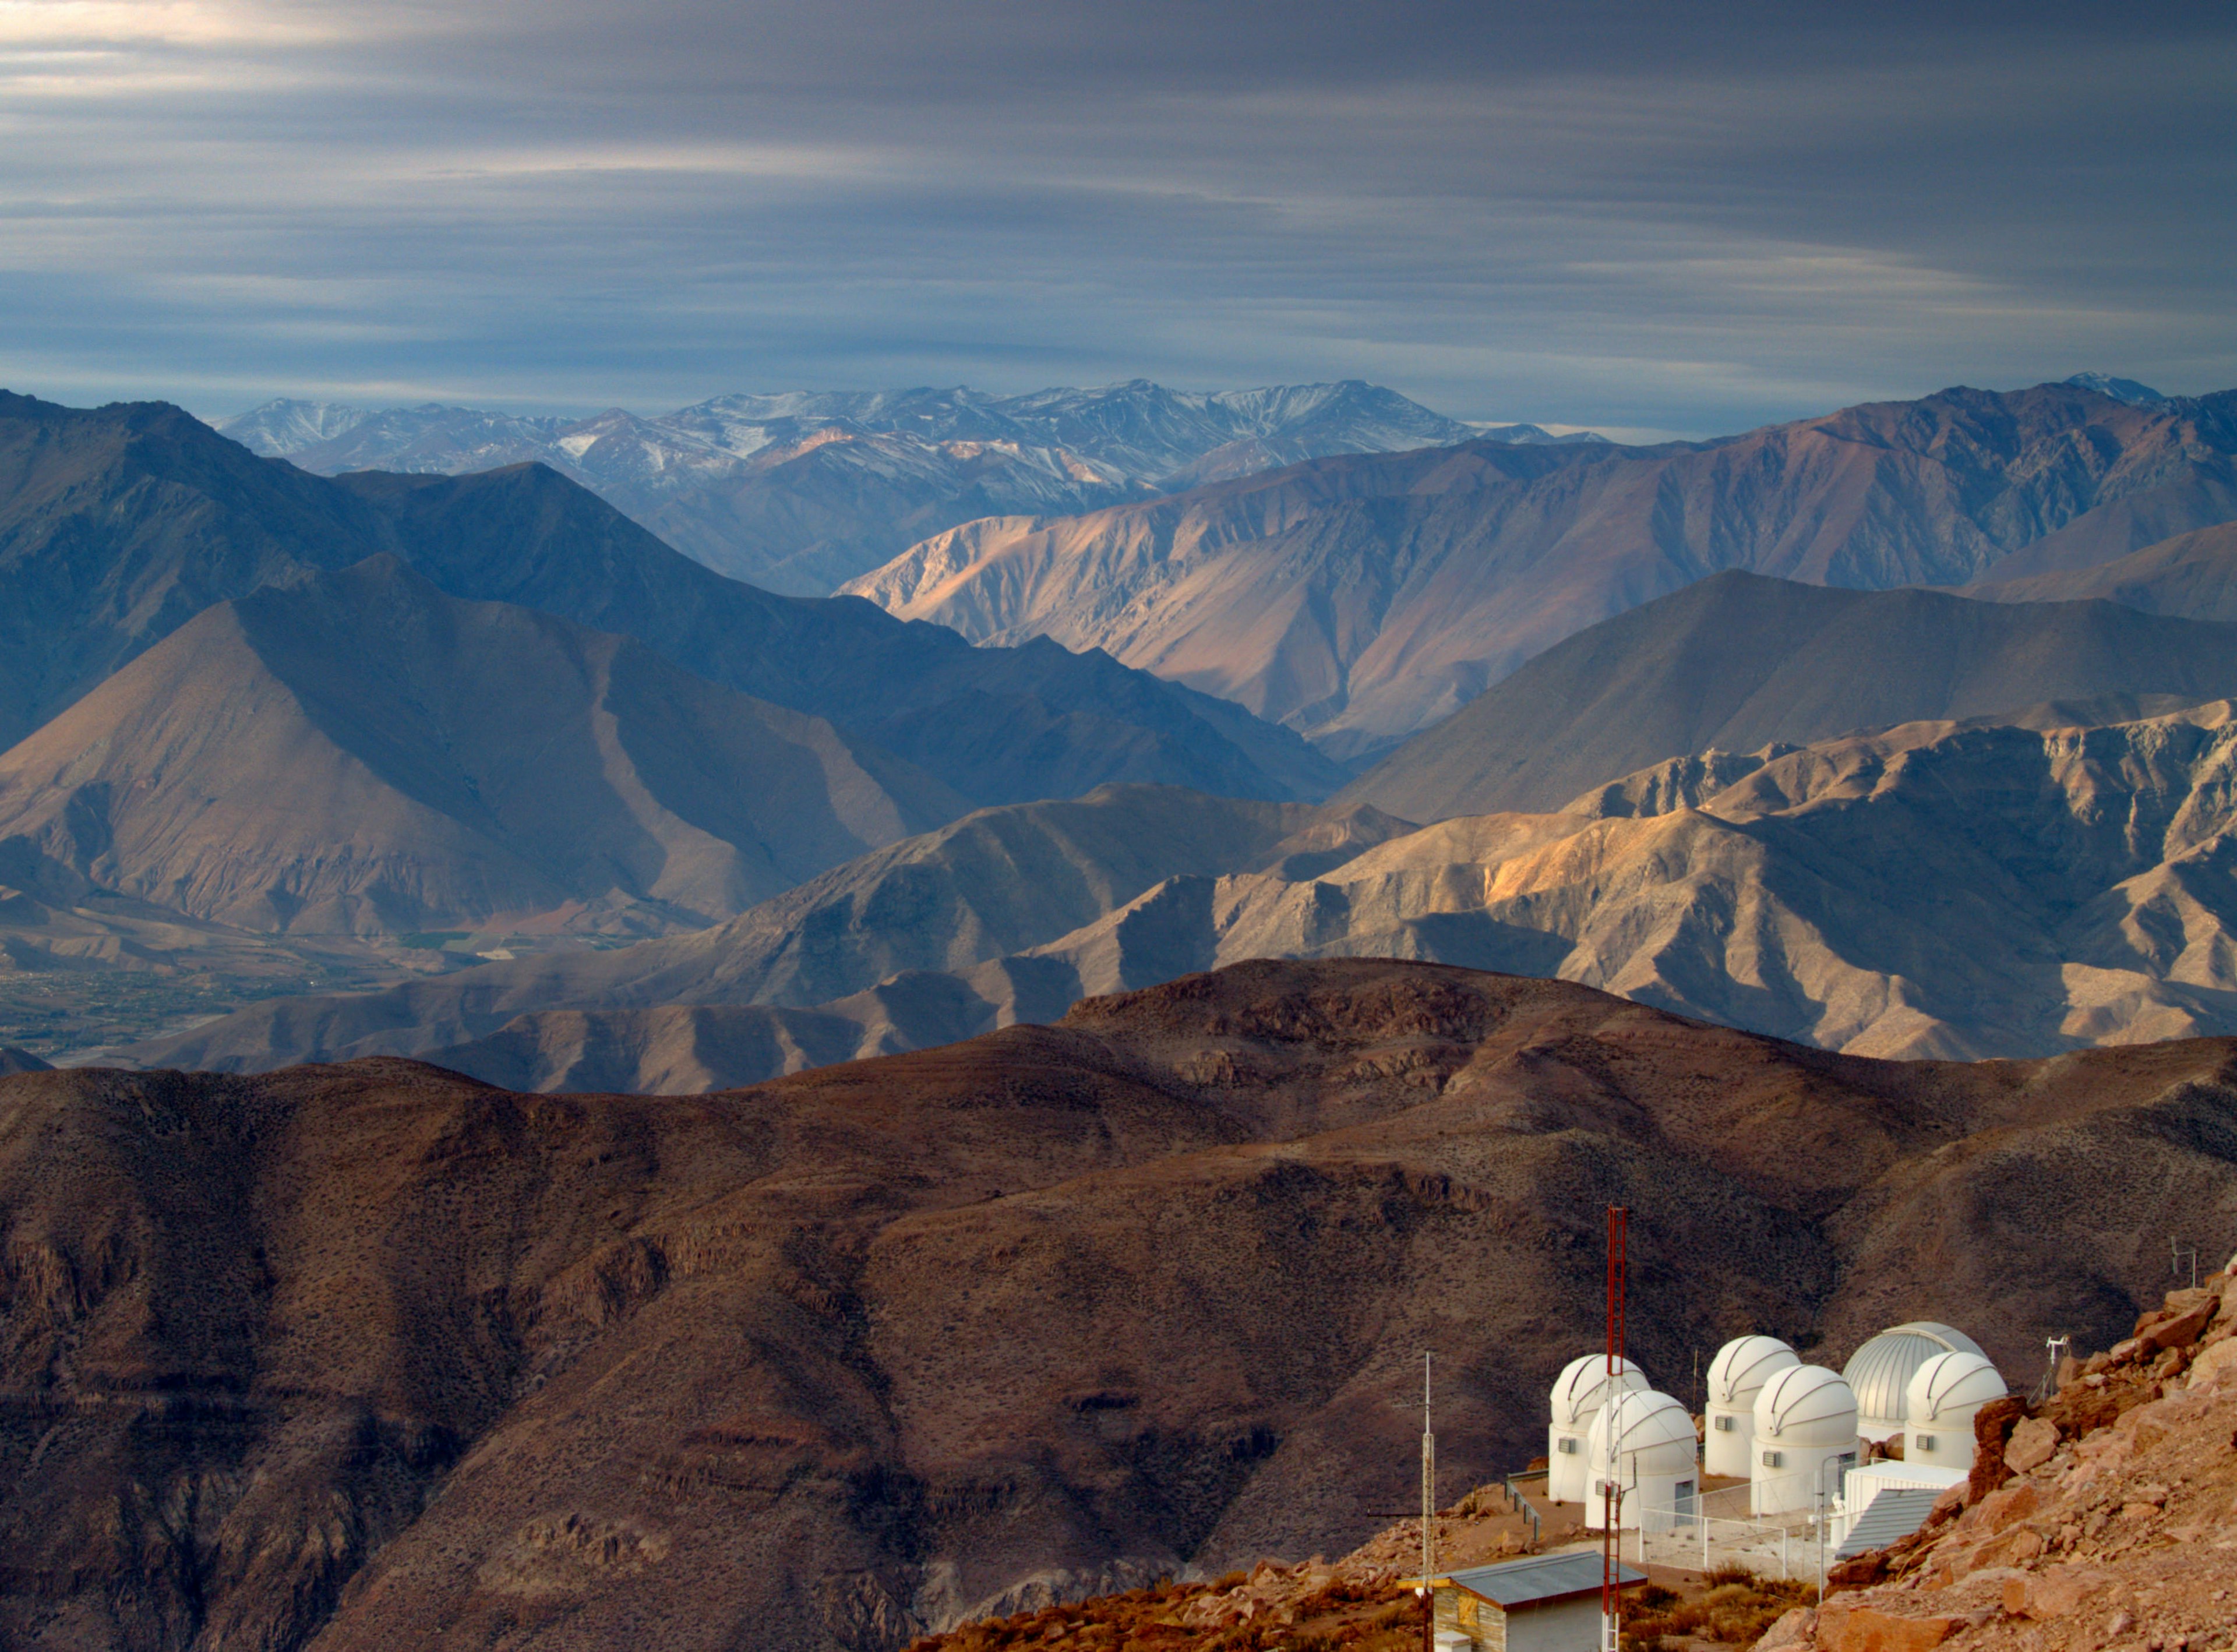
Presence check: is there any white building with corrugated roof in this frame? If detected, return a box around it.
[1413,1552,1647,1652]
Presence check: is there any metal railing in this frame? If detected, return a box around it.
[1500,1474,1541,1544]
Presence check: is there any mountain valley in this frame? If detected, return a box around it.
[124,689,2237,1081]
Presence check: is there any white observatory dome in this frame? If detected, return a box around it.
[1583,1389,1697,1531]
[1546,1354,1649,1504]
[1590,1389,1699,1479]
[1750,1364,1858,1517]
[1550,1355,1649,1427]
[1703,1335,1799,1478]
[1843,1323,1984,1443]
[1707,1336,1801,1407]
[1903,1351,2006,1472]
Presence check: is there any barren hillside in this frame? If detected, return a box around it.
[4,958,2234,1651]
[0,556,965,936]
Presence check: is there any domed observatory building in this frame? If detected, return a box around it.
[1751,1365,1858,1517]
[1904,1351,2006,1472]
[1704,1336,1800,1478]
[1583,1389,1699,1532]
[1547,1355,1649,1504]
[1843,1322,1984,1443]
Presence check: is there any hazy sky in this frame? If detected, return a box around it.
[3,0,2232,436]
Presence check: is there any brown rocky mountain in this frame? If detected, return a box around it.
[0,555,964,938]
[844,383,2237,756]
[1969,520,2237,621]
[129,696,2237,1082]
[0,391,1338,806]
[1339,571,2237,822]
[4,959,2233,1652]
[125,786,1417,1072]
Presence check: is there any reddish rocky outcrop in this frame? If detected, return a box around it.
[1769,1260,2237,1652]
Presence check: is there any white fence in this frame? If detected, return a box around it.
[1624,1465,1849,1584]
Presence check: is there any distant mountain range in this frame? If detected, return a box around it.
[217,380,1496,594]
[132,564,2237,1079]
[845,379,2237,757]
[0,390,1347,1054]
[135,696,2237,1079]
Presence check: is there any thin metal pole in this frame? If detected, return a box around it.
[1422,1350,1434,1652]
[1817,1462,1826,1598]
[1603,1205,1628,1652]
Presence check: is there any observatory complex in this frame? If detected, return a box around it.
[1523,1318,2007,1593]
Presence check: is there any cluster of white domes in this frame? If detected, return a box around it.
[1545,1323,2005,1526]
[1841,1323,1985,1442]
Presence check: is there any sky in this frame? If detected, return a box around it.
[2,0,2233,439]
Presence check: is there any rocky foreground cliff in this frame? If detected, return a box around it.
[3,959,2234,1651]
[1753,1259,2237,1652]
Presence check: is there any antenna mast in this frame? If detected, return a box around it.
[1421,1350,1435,1652]
[1603,1206,1628,1652]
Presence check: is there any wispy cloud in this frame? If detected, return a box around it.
[1,1,2231,431]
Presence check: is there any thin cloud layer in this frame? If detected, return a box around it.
[2,0,2231,432]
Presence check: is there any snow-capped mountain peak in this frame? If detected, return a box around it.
[210,378,1506,592]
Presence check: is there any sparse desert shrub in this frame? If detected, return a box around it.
[1619,1569,1817,1649]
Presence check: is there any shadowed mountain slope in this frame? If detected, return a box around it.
[0,392,1339,804]
[846,383,2237,755]
[1970,521,2237,621]
[0,556,965,937]
[1339,571,2237,822]
[6,959,2235,1651]
[124,788,1418,1071]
